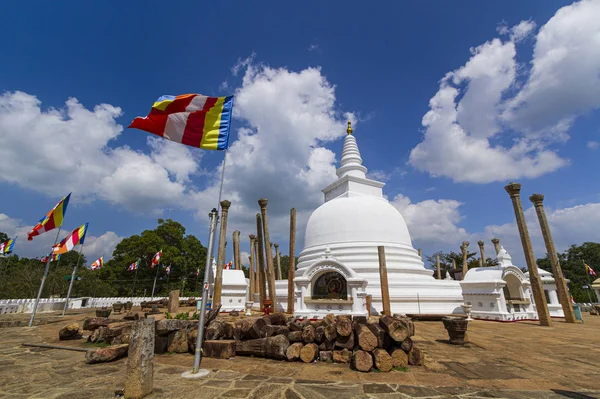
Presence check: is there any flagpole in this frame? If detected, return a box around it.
[151,264,160,299]
[132,263,140,299]
[62,243,85,316]
[29,226,63,327]
[584,260,593,304]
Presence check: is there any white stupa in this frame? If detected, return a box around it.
[289,122,464,318]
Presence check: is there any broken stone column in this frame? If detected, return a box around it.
[461,241,469,279]
[124,319,154,399]
[478,240,486,267]
[491,238,500,255]
[377,246,391,316]
[530,193,576,324]
[436,254,441,280]
[288,208,296,315]
[259,198,278,311]
[274,243,283,280]
[504,182,552,327]
[249,234,256,298]
[168,290,179,314]
[418,248,422,260]
[233,230,241,270]
[256,213,267,310]
[213,200,231,306]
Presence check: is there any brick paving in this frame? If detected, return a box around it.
[0,310,599,398]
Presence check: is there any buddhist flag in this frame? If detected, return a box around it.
[128,260,139,271]
[91,257,104,270]
[129,94,233,151]
[165,265,171,275]
[0,237,16,255]
[41,253,61,263]
[52,223,88,255]
[586,263,597,277]
[151,250,162,268]
[27,193,71,241]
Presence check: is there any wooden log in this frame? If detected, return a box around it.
[318,340,335,351]
[377,246,392,316]
[235,335,290,360]
[275,243,283,280]
[288,322,303,332]
[352,315,367,326]
[288,331,303,343]
[367,323,391,349]
[389,348,408,367]
[367,316,379,325]
[259,198,278,311]
[249,235,256,297]
[319,351,333,362]
[334,333,354,350]
[245,317,268,340]
[262,325,289,338]
[379,315,410,342]
[355,324,378,352]
[205,304,222,327]
[222,321,235,340]
[323,324,337,342]
[85,344,129,364]
[400,337,413,353]
[333,349,352,363]
[314,326,325,344]
[299,343,319,363]
[373,348,393,372]
[323,313,336,325]
[266,313,288,326]
[286,342,303,361]
[256,213,267,311]
[352,350,373,372]
[205,320,225,340]
[301,325,316,343]
[287,208,296,315]
[82,317,115,331]
[233,230,241,270]
[408,346,424,366]
[203,340,236,359]
[336,318,352,337]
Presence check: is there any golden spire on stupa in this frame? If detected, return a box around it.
[346,120,353,135]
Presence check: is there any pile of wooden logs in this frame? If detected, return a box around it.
[204,313,423,372]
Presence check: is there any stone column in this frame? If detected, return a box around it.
[436,254,441,280]
[418,248,423,260]
[461,241,469,279]
[233,230,241,271]
[274,243,283,280]
[530,193,576,323]
[504,182,552,327]
[377,246,391,316]
[249,234,256,300]
[491,238,501,255]
[167,290,179,314]
[255,213,267,311]
[125,319,154,399]
[478,240,486,267]
[259,198,278,311]
[213,200,231,306]
[288,208,296,315]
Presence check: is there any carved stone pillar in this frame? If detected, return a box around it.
[491,238,500,255]
[418,248,423,260]
[232,230,241,271]
[288,208,296,315]
[377,246,391,316]
[259,198,278,311]
[461,241,469,279]
[530,193,576,323]
[504,182,552,326]
[249,234,256,299]
[436,254,441,280]
[213,200,231,306]
[255,214,267,311]
[477,240,486,267]
[274,243,283,280]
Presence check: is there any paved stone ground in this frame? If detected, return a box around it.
[0,310,599,398]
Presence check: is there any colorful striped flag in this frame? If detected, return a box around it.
[0,237,16,254]
[586,263,597,277]
[128,260,139,271]
[27,193,71,241]
[151,250,162,268]
[165,265,171,275]
[129,94,233,150]
[52,223,88,255]
[41,253,61,263]
[91,257,104,270]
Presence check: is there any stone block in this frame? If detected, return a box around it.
[154,334,168,355]
[59,323,82,341]
[125,319,155,399]
[167,329,188,353]
[155,319,197,335]
[203,340,236,359]
[168,290,179,314]
[85,344,129,364]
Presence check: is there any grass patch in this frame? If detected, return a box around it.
[392,366,408,372]
[82,341,110,348]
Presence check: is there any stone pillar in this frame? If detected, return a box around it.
[233,230,241,271]
[167,290,179,314]
[491,238,501,255]
[504,182,552,327]
[461,241,469,279]
[377,246,391,316]
[259,198,278,311]
[418,248,423,260]
[213,200,231,306]
[288,208,296,315]
[125,319,154,399]
[249,234,256,299]
[436,254,441,280]
[530,193,576,323]
[478,240,486,267]
[274,243,283,280]
[366,295,372,317]
[255,213,267,311]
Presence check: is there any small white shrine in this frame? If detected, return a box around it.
[460,246,538,321]
[210,259,248,312]
[524,267,566,318]
[291,123,464,318]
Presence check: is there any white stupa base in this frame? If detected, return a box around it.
[181,369,210,379]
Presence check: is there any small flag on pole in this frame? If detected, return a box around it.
[91,257,104,270]
[128,260,139,271]
[165,265,171,275]
[27,193,71,241]
[585,263,597,277]
[129,94,234,151]
[151,250,162,268]
[224,261,232,270]
[52,223,88,255]
[41,253,61,263]
[0,237,16,254]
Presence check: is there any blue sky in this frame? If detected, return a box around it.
[1,0,599,270]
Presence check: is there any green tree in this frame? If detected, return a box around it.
[0,231,8,243]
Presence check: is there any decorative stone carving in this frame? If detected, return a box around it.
[442,316,468,345]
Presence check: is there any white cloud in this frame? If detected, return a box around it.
[0,213,122,264]
[0,91,200,213]
[308,44,320,52]
[587,141,600,149]
[410,0,600,184]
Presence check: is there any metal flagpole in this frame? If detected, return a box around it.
[62,243,85,316]
[29,227,63,327]
[151,264,160,299]
[132,262,140,299]
[584,260,593,304]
